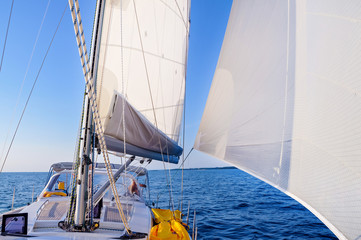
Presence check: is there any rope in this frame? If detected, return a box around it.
[73,0,96,224]
[179,147,193,170]
[67,90,87,224]
[0,0,51,169]
[120,0,126,160]
[132,0,176,213]
[133,161,150,178]
[119,0,129,219]
[0,0,15,72]
[171,147,194,180]
[0,4,67,174]
[87,125,96,223]
[68,0,131,232]
[180,87,186,212]
[173,0,189,33]
[173,0,190,212]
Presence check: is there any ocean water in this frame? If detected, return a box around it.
[0,168,337,239]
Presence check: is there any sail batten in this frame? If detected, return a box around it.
[195,1,361,239]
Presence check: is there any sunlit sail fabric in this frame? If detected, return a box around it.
[94,0,189,162]
[194,1,361,239]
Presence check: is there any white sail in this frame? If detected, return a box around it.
[94,0,189,160]
[194,1,361,239]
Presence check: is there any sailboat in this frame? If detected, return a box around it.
[1,0,361,239]
[1,0,192,239]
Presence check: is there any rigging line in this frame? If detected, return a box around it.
[72,0,98,223]
[73,0,92,81]
[119,0,128,215]
[180,79,186,212]
[0,4,67,174]
[86,125,96,222]
[180,147,193,169]
[0,0,15,72]
[69,1,131,231]
[165,140,176,211]
[0,0,51,167]
[159,0,187,31]
[172,147,193,180]
[132,0,175,212]
[173,0,189,32]
[180,1,190,214]
[67,91,87,224]
[174,0,190,213]
[134,161,151,178]
[95,147,99,164]
[129,161,141,178]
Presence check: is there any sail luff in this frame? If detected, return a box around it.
[195,1,361,239]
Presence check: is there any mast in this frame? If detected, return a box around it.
[72,0,104,229]
[74,99,92,227]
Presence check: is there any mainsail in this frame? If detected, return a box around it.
[94,0,189,163]
[194,1,361,239]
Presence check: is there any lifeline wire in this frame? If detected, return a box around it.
[0,4,67,173]
[0,0,15,72]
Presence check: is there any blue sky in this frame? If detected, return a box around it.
[0,0,232,172]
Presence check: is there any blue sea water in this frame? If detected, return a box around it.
[0,168,337,239]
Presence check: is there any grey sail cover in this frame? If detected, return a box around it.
[104,93,182,163]
[194,1,361,239]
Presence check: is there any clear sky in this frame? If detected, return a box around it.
[0,0,233,172]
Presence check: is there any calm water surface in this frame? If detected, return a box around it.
[0,168,337,239]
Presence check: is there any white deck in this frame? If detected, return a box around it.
[1,195,151,239]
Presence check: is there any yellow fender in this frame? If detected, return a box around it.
[43,191,67,197]
[171,220,190,239]
[152,209,182,223]
[150,209,190,240]
[150,222,178,240]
